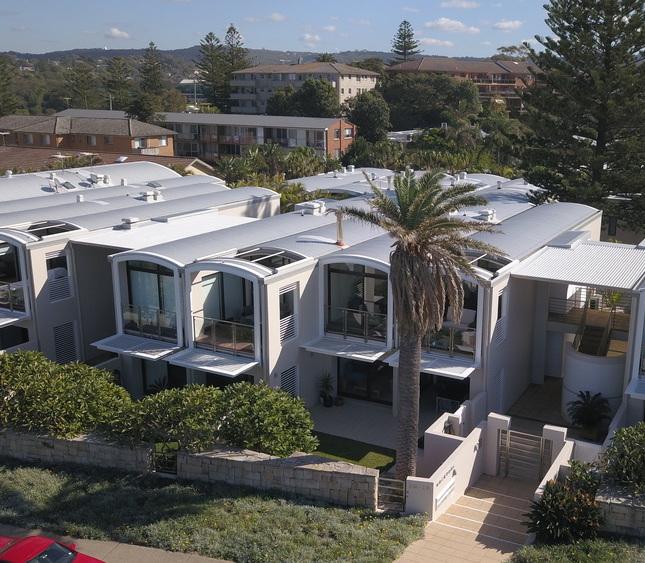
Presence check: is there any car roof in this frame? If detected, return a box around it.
[0,536,56,562]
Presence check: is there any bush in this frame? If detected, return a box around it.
[601,422,645,494]
[216,382,318,456]
[129,385,222,452]
[525,462,601,544]
[0,351,132,439]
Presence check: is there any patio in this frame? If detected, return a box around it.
[310,398,440,450]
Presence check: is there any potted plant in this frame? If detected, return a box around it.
[319,373,334,407]
[567,390,610,441]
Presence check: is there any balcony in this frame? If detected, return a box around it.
[122,304,177,342]
[326,306,387,342]
[423,326,476,360]
[193,315,255,357]
[0,281,25,312]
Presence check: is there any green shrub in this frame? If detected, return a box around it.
[0,351,132,439]
[601,422,645,494]
[525,462,601,544]
[129,385,222,451]
[216,382,318,456]
[512,539,644,563]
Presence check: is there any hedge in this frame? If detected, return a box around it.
[0,351,317,456]
[600,422,645,494]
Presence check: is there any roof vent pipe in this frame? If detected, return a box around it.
[50,172,56,180]
[347,165,355,173]
[4,170,11,178]
[121,178,128,186]
[76,194,84,203]
[497,180,502,189]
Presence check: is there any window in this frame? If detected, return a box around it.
[159,135,168,147]
[344,127,353,138]
[41,134,51,145]
[134,138,147,149]
[348,88,352,94]
[0,243,21,283]
[607,216,618,237]
[25,133,33,145]
[340,88,344,94]
[497,289,504,321]
[26,541,75,563]
[334,129,341,139]
[279,285,297,342]
[104,135,114,145]
[0,325,28,350]
[337,358,393,405]
[86,135,97,146]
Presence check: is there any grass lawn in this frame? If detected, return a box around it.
[512,539,645,563]
[314,432,396,472]
[0,458,425,563]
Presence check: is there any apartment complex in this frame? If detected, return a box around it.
[0,114,176,157]
[230,62,379,114]
[158,112,356,159]
[387,57,535,114]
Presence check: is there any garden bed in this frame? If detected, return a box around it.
[512,539,645,562]
[0,458,425,563]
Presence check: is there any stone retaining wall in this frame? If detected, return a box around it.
[178,447,378,509]
[0,430,151,473]
[597,484,645,538]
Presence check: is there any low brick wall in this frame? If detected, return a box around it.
[178,447,379,510]
[0,430,152,473]
[597,484,645,538]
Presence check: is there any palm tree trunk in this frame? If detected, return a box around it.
[395,329,422,480]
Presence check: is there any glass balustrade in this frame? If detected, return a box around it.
[122,304,177,342]
[193,315,255,357]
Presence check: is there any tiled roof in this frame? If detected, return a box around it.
[233,62,379,76]
[388,57,535,75]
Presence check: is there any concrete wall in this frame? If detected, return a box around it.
[0,430,151,473]
[178,447,378,509]
[534,439,574,500]
[597,485,645,538]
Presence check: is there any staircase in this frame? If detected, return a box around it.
[578,325,605,355]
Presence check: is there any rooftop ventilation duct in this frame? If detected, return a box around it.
[295,200,326,216]
[497,180,502,190]
[3,170,12,178]
[121,178,128,186]
[76,194,84,203]
[347,165,355,173]
[479,209,497,222]
[119,217,140,230]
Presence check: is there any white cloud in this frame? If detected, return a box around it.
[420,37,455,47]
[301,33,321,47]
[402,5,419,12]
[440,0,479,7]
[493,19,523,31]
[425,17,479,33]
[105,27,130,39]
[270,12,286,22]
[322,25,336,32]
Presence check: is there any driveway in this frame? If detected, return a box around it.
[0,524,229,563]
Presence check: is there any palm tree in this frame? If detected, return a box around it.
[343,171,503,479]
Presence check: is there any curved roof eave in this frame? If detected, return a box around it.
[186,257,274,280]
[110,250,185,269]
[0,228,40,245]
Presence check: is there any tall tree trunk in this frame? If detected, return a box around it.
[395,329,421,480]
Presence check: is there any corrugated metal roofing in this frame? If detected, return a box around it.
[512,241,645,290]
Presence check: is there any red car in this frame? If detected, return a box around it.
[0,535,104,563]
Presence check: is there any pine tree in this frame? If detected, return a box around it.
[65,61,101,109]
[139,42,165,96]
[0,56,19,116]
[195,32,224,109]
[392,20,421,63]
[521,0,645,230]
[316,53,337,63]
[104,57,131,110]
[221,24,250,112]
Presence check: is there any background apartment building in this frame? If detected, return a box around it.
[230,62,379,114]
[159,112,356,159]
[387,57,535,114]
[0,114,175,157]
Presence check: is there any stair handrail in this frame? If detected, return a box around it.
[597,305,617,357]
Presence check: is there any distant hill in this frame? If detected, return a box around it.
[2,46,400,66]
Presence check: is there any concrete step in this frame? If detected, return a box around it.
[455,494,530,518]
[464,487,533,511]
[449,502,529,534]
[438,513,528,546]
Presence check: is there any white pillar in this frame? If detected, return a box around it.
[484,413,510,476]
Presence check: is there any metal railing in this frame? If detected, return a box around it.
[122,304,177,342]
[325,306,387,342]
[193,315,255,357]
[423,326,476,359]
[0,281,26,312]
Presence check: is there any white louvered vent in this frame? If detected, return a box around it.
[280,366,298,396]
[53,322,78,364]
[493,317,507,346]
[48,276,71,302]
[279,284,297,343]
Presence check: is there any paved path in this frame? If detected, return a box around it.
[0,524,229,563]
[397,475,534,563]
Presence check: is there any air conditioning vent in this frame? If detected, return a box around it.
[280,366,298,397]
[53,322,78,364]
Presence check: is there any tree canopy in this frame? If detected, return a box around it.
[0,56,19,117]
[344,90,391,142]
[521,0,645,231]
[266,79,340,117]
[392,20,421,63]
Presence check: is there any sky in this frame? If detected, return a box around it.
[0,0,551,56]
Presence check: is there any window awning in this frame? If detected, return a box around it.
[302,335,389,363]
[92,333,180,361]
[0,309,29,328]
[166,348,258,377]
[386,351,476,380]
